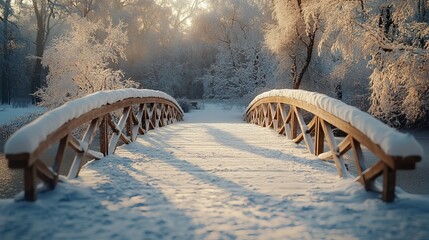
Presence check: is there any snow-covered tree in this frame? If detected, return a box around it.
[313,0,429,126]
[265,0,319,89]
[35,15,138,108]
[199,0,276,99]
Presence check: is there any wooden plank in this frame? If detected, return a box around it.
[68,153,84,178]
[393,156,420,170]
[108,107,131,155]
[314,117,325,156]
[351,138,367,176]
[283,108,293,138]
[292,133,304,144]
[149,104,156,130]
[262,104,268,127]
[293,106,314,154]
[357,160,384,185]
[99,114,109,156]
[68,118,101,178]
[351,138,369,190]
[293,116,317,145]
[383,164,396,202]
[290,109,297,140]
[131,104,145,141]
[24,165,37,201]
[68,136,83,153]
[7,153,30,169]
[337,135,352,156]
[35,160,56,189]
[142,103,149,132]
[52,135,69,181]
[267,103,274,129]
[126,108,134,138]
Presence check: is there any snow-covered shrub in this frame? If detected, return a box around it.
[177,98,191,113]
[34,15,139,109]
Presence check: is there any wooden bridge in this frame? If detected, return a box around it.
[4,89,423,203]
[2,88,427,238]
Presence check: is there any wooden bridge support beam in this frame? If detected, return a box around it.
[24,165,37,201]
[383,165,396,202]
[100,115,109,157]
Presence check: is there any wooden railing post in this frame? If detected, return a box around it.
[383,164,396,202]
[290,109,297,139]
[100,115,108,156]
[24,165,37,201]
[126,109,133,139]
[314,117,324,156]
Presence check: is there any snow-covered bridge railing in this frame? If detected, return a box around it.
[5,89,184,201]
[245,89,423,202]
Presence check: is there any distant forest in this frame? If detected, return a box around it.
[1,0,428,127]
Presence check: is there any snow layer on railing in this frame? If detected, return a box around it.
[5,88,183,155]
[247,89,423,158]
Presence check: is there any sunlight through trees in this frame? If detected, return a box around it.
[0,0,428,127]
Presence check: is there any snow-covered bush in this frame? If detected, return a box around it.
[34,15,138,109]
[177,98,191,113]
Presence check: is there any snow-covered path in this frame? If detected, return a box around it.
[1,104,429,239]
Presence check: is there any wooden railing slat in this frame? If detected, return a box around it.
[68,118,101,178]
[320,119,348,177]
[35,160,56,189]
[108,107,131,155]
[314,117,324,156]
[351,138,369,190]
[293,106,314,154]
[52,135,69,180]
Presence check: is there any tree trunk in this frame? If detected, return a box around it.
[31,0,48,102]
[291,0,317,90]
[292,31,315,89]
[1,0,11,104]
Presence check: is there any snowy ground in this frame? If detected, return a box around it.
[1,103,429,239]
[0,105,44,126]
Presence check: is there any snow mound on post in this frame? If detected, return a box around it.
[5,88,183,155]
[247,89,423,158]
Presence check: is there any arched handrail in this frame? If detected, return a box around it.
[245,89,423,202]
[5,88,184,201]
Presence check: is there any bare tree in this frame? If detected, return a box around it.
[265,0,319,89]
[31,0,53,101]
